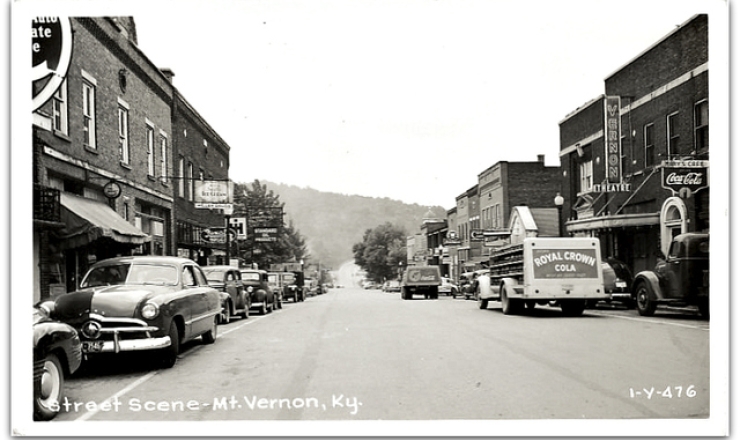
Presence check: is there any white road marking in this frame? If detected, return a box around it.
[75,311,280,421]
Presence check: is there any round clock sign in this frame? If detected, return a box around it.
[103,180,122,199]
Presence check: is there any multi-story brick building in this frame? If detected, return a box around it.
[33,17,175,300]
[478,155,561,248]
[31,17,231,301]
[171,88,232,266]
[559,14,709,274]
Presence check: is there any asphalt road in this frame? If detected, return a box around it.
[52,284,709,429]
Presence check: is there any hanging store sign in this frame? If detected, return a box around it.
[229,217,247,240]
[194,180,233,204]
[253,227,279,242]
[32,17,73,111]
[604,96,622,184]
[661,160,709,195]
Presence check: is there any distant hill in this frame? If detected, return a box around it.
[253,181,447,270]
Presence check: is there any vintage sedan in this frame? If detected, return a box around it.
[38,256,221,369]
[240,269,277,315]
[33,306,82,421]
[203,265,250,324]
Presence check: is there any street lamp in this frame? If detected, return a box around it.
[554,193,564,237]
[398,260,403,280]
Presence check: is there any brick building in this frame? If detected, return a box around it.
[559,14,709,274]
[33,17,176,300]
[171,88,232,266]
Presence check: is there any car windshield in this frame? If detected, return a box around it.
[241,272,260,281]
[81,263,179,287]
[203,269,226,283]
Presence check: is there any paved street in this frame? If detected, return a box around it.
[54,280,709,423]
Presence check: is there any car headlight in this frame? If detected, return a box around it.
[247,286,253,293]
[38,301,55,317]
[141,302,160,320]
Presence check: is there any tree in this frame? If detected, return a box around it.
[352,222,407,282]
[234,180,308,268]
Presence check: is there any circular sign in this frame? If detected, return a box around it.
[32,17,73,111]
[103,180,122,199]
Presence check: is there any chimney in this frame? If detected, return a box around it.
[537,154,545,163]
[160,68,175,83]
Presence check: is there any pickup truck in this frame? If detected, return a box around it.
[400,266,442,300]
[632,233,709,318]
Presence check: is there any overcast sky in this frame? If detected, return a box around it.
[63,0,730,207]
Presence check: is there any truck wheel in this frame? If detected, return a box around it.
[635,281,657,316]
[560,299,586,317]
[500,286,520,315]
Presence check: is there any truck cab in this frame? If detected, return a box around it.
[632,233,709,318]
[400,266,442,300]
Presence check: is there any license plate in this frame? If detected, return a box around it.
[616,281,627,288]
[82,341,104,353]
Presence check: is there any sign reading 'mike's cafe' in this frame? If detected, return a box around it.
[660,160,709,196]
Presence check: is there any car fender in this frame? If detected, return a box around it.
[632,271,664,301]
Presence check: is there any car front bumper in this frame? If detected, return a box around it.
[81,335,171,354]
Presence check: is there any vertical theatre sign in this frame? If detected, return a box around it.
[32,17,73,111]
[604,96,622,184]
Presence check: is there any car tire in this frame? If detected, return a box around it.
[202,316,218,344]
[34,353,64,421]
[161,321,180,369]
[221,304,231,324]
[500,285,521,315]
[635,281,657,316]
[259,302,267,315]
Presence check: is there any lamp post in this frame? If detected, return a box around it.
[398,260,403,280]
[554,193,564,237]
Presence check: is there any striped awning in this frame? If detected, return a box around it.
[57,192,150,249]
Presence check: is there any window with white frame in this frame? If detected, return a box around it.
[118,106,129,164]
[579,160,593,193]
[147,125,155,176]
[178,156,185,197]
[82,80,96,148]
[694,100,708,153]
[52,79,68,135]
[667,112,679,158]
[188,162,194,201]
[644,123,655,167]
[160,133,168,183]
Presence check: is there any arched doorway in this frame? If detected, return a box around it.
[660,197,688,257]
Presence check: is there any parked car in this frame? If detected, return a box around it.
[383,280,401,293]
[240,269,277,314]
[587,258,634,308]
[632,233,709,318]
[37,256,221,369]
[203,265,250,324]
[33,306,82,421]
[279,272,304,302]
[438,277,459,296]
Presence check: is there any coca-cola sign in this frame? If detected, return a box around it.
[661,161,709,195]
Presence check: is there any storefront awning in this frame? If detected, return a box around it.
[565,212,660,233]
[57,192,150,249]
